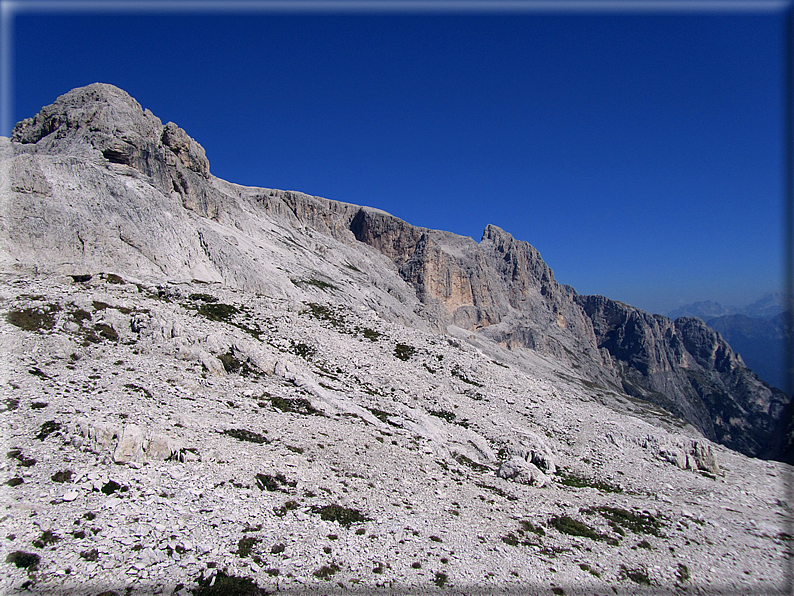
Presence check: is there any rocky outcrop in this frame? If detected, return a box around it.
[10,83,225,221]
[349,207,605,368]
[577,295,789,457]
[68,419,185,463]
[497,458,549,487]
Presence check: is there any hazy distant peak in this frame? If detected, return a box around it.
[668,292,784,322]
[667,300,733,321]
[743,291,784,319]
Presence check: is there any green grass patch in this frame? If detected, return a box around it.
[255,473,295,492]
[124,383,153,399]
[51,470,73,483]
[557,470,622,493]
[291,342,315,360]
[6,551,39,569]
[104,273,125,284]
[236,536,260,558]
[519,520,546,536]
[269,394,322,416]
[188,293,218,302]
[620,565,651,585]
[36,420,62,441]
[451,366,483,387]
[428,409,456,423]
[313,563,340,579]
[394,343,415,361]
[453,453,490,473]
[273,500,300,517]
[222,429,269,444]
[310,504,370,526]
[32,530,60,548]
[305,302,345,328]
[7,304,61,331]
[358,326,382,341]
[585,506,662,537]
[548,515,618,545]
[293,278,339,292]
[198,302,238,323]
[193,570,268,596]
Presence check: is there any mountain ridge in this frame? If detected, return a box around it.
[3,82,789,462]
[2,82,792,595]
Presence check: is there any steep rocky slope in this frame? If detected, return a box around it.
[707,313,786,393]
[1,83,792,595]
[1,274,790,596]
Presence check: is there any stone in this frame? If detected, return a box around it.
[659,445,687,470]
[691,440,720,475]
[145,433,179,461]
[496,457,548,487]
[506,431,556,475]
[198,350,225,376]
[113,424,144,463]
[73,420,120,455]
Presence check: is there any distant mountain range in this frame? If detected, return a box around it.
[667,292,784,321]
[666,293,788,393]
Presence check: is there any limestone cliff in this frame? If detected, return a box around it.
[2,83,789,461]
[576,295,788,457]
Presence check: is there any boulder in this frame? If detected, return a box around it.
[497,457,548,487]
[113,424,144,463]
[691,441,720,475]
[506,431,556,475]
[657,439,720,475]
[71,420,119,454]
[199,350,226,376]
[145,433,180,460]
[659,444,688,469]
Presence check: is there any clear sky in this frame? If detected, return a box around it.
[4,1,789,315]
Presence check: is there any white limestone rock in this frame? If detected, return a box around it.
[506,430,557,475]
[113,424,145,463]
[497,457,548,487]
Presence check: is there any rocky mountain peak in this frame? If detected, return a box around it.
[12,83,162,151]
[11,83,210,203]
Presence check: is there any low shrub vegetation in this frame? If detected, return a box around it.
[310,504,370,526]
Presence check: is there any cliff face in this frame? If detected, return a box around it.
[576,296,788,456]
[2,83,789,460]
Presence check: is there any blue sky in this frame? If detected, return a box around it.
[4,1,789,315]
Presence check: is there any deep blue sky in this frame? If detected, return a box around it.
[6,3,788,315]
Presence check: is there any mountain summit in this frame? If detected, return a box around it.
[1,84,791,594]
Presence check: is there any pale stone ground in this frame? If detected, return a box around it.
[1,274,790,595]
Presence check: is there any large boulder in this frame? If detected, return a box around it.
[497,457,548,487]
[505,431,556,475]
